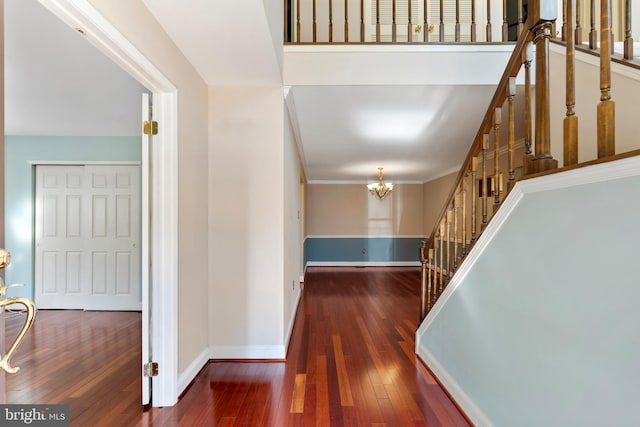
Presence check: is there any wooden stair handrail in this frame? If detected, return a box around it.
[420,0,567,319]
[420,0,640,319]
[424,24,535,251]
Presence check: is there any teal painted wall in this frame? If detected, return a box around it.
[4,136,141,299]
[304,237,424,264]
[417,164,640,426]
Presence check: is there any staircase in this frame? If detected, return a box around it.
[418,0,640,320]
[414,0,640,424]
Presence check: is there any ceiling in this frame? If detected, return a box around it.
[290,85,497,183]
[6,0,507,184]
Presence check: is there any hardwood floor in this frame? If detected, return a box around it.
[5,309,142,426]
[5,267,470,426]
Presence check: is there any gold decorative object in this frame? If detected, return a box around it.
[0,250,37,374]
[367,168,393,200]
[0,293,36,374]
[0,249,10,269]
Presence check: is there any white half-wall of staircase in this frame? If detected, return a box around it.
[416,156,640,427]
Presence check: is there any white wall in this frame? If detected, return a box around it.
[86,0,210,391]
[284,44,515,86]
[549,43,640,165]
[417,157,640,427]
[208,86,287,358]
[284,103,304,345]
[262,0,284,73]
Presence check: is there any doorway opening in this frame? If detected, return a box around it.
[5,0,179,407]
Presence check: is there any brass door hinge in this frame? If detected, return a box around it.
[144,362,159,377]
[143,120,158,135]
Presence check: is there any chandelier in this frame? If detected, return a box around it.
[367,168,393,199]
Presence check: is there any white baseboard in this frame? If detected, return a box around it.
[209,345,286,360]
[177,347,210,396]
[284,289,302,354]
[417,347,493,427]
[306,261,420,267]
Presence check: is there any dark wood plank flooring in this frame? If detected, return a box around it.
[5,309,142,426]
[6,267,470,426]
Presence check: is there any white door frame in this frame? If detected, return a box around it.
[37,0,179,407]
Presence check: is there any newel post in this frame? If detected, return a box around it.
[528,0,559,174]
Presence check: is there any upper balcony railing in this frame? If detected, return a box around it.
[284,0,524,43]
[285,0,638,60]
[555,0,640,66]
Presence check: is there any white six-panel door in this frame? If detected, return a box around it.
[34,164,140,310]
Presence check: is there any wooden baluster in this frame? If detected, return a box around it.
[522,43,533,158]
[471,0,477,41]
[486,0,492,41]
[376,0,381,42]
[453,194,459,269]
[517,0,524,37]
[531,21,559,173]
[462,177,467,256]
[456,0,461,41]
[427,248,434,310]
[296,0,301,42]
[609,1,614,55]
[420,241,427,319]
[481,135,489,226]
[493,108,501,205]
[575,0,582,44]
[438,222,444,292]
[502,0,509,40]
[589,0,597,48]
[425,0,430,42]
[471,157,478,241]
[565,0,579,166]
[561,0,567,40]
[598,0,615,157]
[286,0,290,42]
[360,0,365,41]
[446,210,452,277]
[393,0,397,42]
[313,0,317,42]
[507,77,516,191]
[345,0,349,42]
[408,0,413,42]
[624,0,633,59]
[329,0,334,42]
[440,0,445,41]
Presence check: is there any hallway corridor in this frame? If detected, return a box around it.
[143,267,470,426]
